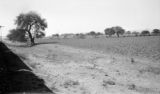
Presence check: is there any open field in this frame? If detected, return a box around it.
[3,36,160,94]
[38,36,160,62]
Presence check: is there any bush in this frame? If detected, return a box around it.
[7,29,27,42]
[76,33,86,39]
[152,29,160,36]
[141,30,150,36]
[35,31,45,38]
[132,31,140,37]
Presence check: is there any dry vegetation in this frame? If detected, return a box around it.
[38,36,160,62]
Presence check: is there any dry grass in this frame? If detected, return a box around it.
[37,36,160,61]
[8,36,160,94]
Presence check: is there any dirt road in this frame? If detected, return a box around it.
[10,43,160,94]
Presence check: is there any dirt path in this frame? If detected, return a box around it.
[10,43,160,94]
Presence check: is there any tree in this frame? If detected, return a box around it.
[76,33,85,39]
[132,31,139,37]
[126,31,131,34]
[152,29,160,36]
[15,11,47,46]
[52,34,59,38]
[112,26,125,37]
[35,31,45,38]
[95,32,103,38]
[7,29,27,42]
[104,26,125,37]
[141,30,150,36]
[87,31,96,37]
[104,28,115,37]
[96,32,103,35]
[88,31,96,35]
[87,31,99,38]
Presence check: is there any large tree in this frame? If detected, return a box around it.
[112,26,125,37]
[15,11,47,46]
[104,26,125,37]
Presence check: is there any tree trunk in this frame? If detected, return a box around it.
[116,33,119,37]
[27,25,35,46]
[30,37,35,46]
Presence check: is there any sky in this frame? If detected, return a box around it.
[0,0,160,36]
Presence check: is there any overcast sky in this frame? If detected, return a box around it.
[0,0,160,36]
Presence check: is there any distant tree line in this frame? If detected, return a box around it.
[104,26,160,37]
[51,27,160,39]
[131,29,160,37]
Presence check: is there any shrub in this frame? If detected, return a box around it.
[141,30,150,36]
[152,29,160,36]
[76,33,85,39]
[132,31,139,37]
[7,29,27,42]
[35,31,45,38]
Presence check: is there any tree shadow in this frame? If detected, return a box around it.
[35,41,59,46]
[4,42,30,48]
[0,42,54,94]
[4,41,59,48]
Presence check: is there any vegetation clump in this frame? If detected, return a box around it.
[7,29,26,42]
[141,30,150,36]
[152,29,160,36]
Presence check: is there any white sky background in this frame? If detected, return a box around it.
[0,0,160,36]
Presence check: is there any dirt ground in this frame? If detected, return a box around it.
[7,42,160,94]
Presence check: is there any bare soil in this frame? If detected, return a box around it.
[8,41,160,94]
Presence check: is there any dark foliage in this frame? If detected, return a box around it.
[7,29,26,42]
[152,29,160,35]
[141,30,150,36]
[104,28,115,37]
[104,26,125,37]
[14,11,47,46]
[35,31,45,38]
[87,31,96,36]
[132,31,140,37]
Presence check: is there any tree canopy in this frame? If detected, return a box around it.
[8,11,48,46]
[152,29,160,35]
[35,31,46,38]
[141,30,150,36]
[112,26,125,37]
[104,28,115,37]
[104,26,125,37]
[132,31,139,36]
